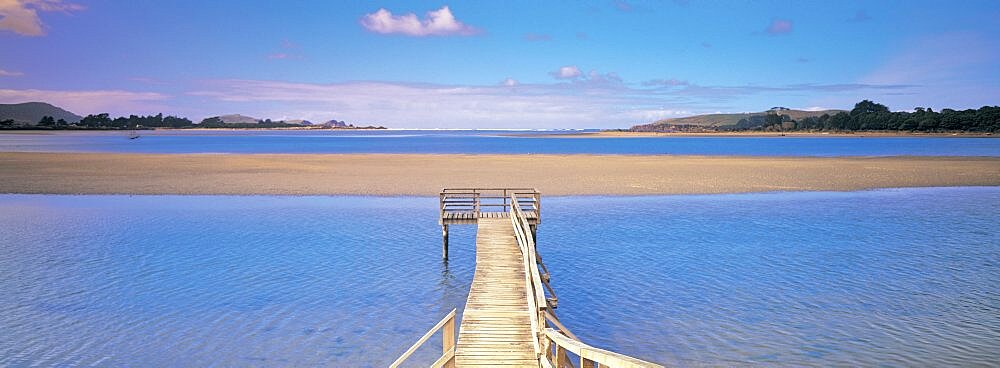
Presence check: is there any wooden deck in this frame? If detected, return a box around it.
[454,218,537,367]
[439,188,540,226]
[391,188,662,368]
[441,210,538,223]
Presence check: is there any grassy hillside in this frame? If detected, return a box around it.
[0,102,82,124]
[631,109,844,131]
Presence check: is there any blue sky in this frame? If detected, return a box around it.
[0,0,998,128]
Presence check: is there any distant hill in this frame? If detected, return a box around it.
[323,119,350,128]
[0,102,82,124]
[218,114,261,124]
[630,108,844,131]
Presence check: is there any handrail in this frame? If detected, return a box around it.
[510,194,661,368]
[543,310,579,341]
[511,195,549,364]
[511,198,543,359]
[441,188,540,222]
[545,329,663,368]
[513,199,548,311]
[389,308,456,368]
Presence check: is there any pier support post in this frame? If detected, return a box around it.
[442,224,449,260]
[530,224,537,243]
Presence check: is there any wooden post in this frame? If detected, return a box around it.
[442,224,449,260]
[530,224,537,243]
[442,313,455,362]
[555,345,567,368]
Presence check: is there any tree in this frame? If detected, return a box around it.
[38,116,56,126]
[851,100,889,116]
[199,117,225,127]
[799,116,819,130]
[80,113,112,127]
[826,112,851,130]
[919,118,939,131]
[764,113,784,130]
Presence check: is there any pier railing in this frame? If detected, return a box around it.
[440,188,540,222]
[388,308,456,368]
[395,189,660,367]
[510,195,662,368]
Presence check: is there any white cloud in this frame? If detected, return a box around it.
[501,78,518,87]
[550,65,582,79]
[0,0,83,36]
[188,79,678,128]
[0,69,24,77]
[624,109,692,122]
[643,78,689,87]
[0,88,168,115]
[360,6,478,36]
[799,106,831,112]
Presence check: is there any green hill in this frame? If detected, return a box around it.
[630,108,844,131]
[0,102,82,125]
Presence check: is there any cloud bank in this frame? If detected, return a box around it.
[184,78,913,129]
[0,88,168,115]
[0,69,24,77]
[360,6,478,36]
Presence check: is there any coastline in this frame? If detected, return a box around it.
[1,152,997,196]
[523,131,998,138]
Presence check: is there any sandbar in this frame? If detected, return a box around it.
[1,152,997,196]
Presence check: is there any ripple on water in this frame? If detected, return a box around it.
[0,188,998,366]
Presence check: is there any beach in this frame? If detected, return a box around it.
[1,152,997,196]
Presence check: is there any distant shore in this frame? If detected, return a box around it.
[527,131,998,138]
[1,153,997,196]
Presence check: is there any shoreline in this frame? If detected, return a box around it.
[1,152,997,196]
[2,130,996,138]
[522,131,998,138]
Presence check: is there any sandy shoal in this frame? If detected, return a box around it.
[0,152,997,196]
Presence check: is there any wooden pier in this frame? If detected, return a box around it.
[391,188,661,368]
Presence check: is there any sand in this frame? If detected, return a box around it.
[0,152,997,196]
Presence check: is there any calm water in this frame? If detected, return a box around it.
[1,130,998,156]
[1,188,998,366]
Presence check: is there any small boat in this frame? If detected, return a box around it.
[128,130,140,140]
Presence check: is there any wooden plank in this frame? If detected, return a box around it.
[456,218,537,367]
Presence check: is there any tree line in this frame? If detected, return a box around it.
[2,114,384,130]
[725,100,999,133]
[1,113,193,130]
[197,117,304,128]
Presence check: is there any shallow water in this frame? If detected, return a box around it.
[0,188,998,366]
[1,130,998,156]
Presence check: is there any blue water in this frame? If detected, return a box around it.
[1,130,998,156]
[1,188,998,366]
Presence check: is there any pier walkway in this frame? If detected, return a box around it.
[390,189,661,368]
[456,218,536,366]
